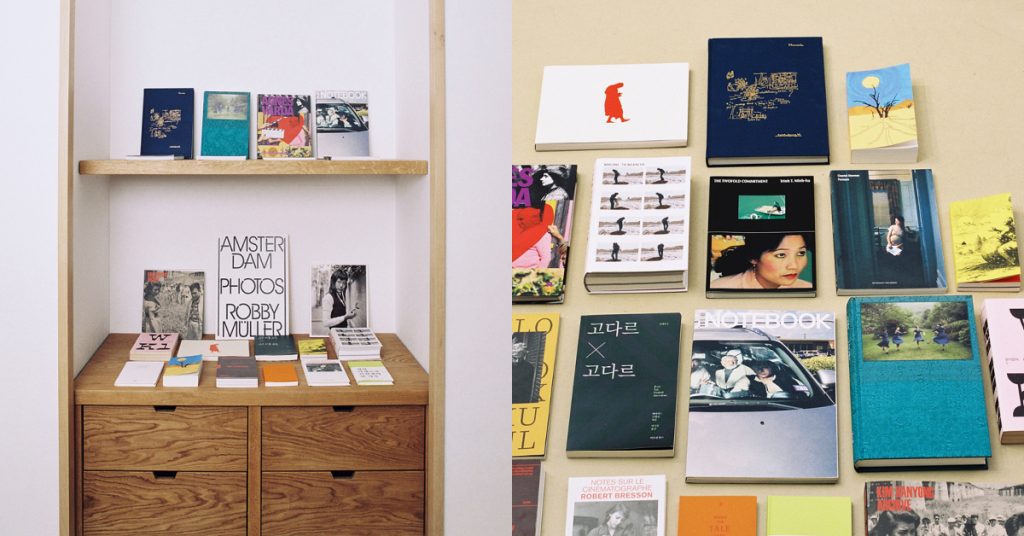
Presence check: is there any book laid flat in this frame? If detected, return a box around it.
[512,460,544,536]
[215,356,259,388]
[512,164,578,303]
[129,333,180,361]
[678,496,755,536]
[330,327,382,360]
[847,63,918,163]
[315,90,370,158]
[256,94,312,159]
[114,361,164,387]
[535,63,689,151]
[951,193,1020,290]
[512,313,560,458]
[686,309,838,483]
[981,299,1024,443]
[200,91,250,158]
[566,313,681,457]
[176,339,250,362]
[706,37,828,166]
[766,496,851,536]
[162,354,202,387]
[254,335,298,361]
[301,359,350,386]
[583,157,691,293]
[865,481,1024,534]
[831,169,948,294]
[565,475,665,536]
[848,296,991,470]
[705,176,815,297]
[296,338,328,359]
[347,360,394,385]
[262,362,299,387]
[140,88,194,159]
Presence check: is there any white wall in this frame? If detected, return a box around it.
[444,0,511,532]
[0,0,61,533]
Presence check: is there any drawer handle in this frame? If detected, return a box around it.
[332,406,354,413]
[330,470,355,480]
[153,406,177,413]
[153,471,178,480]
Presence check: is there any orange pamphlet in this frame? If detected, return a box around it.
[262,362,299,386]
[678,496,756,536]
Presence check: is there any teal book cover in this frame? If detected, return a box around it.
[848,295,991,470]
[200,91,250,158]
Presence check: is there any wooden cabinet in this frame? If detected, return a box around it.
[75,334,428,536]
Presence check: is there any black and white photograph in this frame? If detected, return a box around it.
[640,240,684,263]
[310,264,368,337]
[597,215,641,236]
[643,165,687,185]
[601,192,643,211]
[641,215,685,235]
[600,167,643,185]
[641,191,686,210]
[595,242,639,263]
[570,500,660,536]
[512,331,546,404]
[142,270,205,339]
[866,481,1024,536]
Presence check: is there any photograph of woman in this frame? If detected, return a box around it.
[310,264,368,337]
[709,232,813,290]
[886,214,905,256]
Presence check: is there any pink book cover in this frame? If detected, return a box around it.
[130,333,180,357]
[983,299,1024,436]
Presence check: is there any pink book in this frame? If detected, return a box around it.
[129,333,180,361]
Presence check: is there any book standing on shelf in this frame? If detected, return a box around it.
[512,460,544,536]
[315,90,370,158]
[512,313,559,458]
[311,264,368,336]
[565,475,665,536]
[677,496,756,536]
[846,63,918,163]
[142,270,205,339]
[765,496,851,536]
[256,94,312,159]
[199,91,250,159]
[217,234,289,339]
[512,164,578,303]
[129,332,180,361]
[981,299,1024,444]
[114,361,164,387]
[139,88,195,159]
[162,354,203,387]
[951,193,1020,290]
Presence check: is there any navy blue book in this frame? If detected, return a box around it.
[706,37,829,166]
[848,295,991,471]
[140,88,195,158]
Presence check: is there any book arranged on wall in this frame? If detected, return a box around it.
[142,270,205,339]
[981,299,1024,444]
[705,176,816,297]
[534,63,689,151]
[256,94,312,159]
[217,234,288,338]
[215,355,259,388]
[315,90,370,158]
[262,362,299,387]
[566,313,681,457]
[847,63,918,163]
[831,169,947,294]
[129,332,180,361]
[512,164,578,303]
[677,496,756,536]
[329,328,382,360]
[176,339,249,362]
[297,338,329,359]
[686,309,838,483]
[583,157,691,294]
[565,475,665,536]
[347,360,394,385]
[512,313,560,458]
[114,361,164,387]
[311,264,368,336]
[254,335,298,361]
[765,496,851,536]
[162,354,203,388]
[512,460,544,536]
[706,37,828,166]
[199,91,250,159]
[301,360,350,386]
[865,481,1024,535]
[139,88,195,159]
[848,295,991,470]
[951,193,1020,290]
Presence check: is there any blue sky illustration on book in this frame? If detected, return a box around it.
[845,63,912,109]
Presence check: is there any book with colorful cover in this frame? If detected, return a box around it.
[847,63,918,163]
[705,176,816,297]
[534,63,690,151]
[315,90,369,158]
[848,295,991,470]
[142,270,205,339]
[566,313,681,457]
[512,164,578,303]
[512,460,544,536]
[981,299,1024,443]
[162,354,203,387]
[565,475,665,536]
[200,91,250,158]
[512,313,560,458]
[865,481,1024,535]
[256,94,312,159]
[129,332,180,361]
[687,309,838,483]
[678,496,756,536]
[176,339,250,362]
[766,496,851,536]
[297,338,328,359]
[706,37,828,166]
[140,88,194,158]
[582,157,691,294]
[951,193,1020,290]
[831,169,947,294]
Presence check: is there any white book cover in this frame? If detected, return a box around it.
[564,475,665,536]
[216,234,289,339]
[301,360,350,386]
[584,157,691,275]
[114,361,164,387]
[535,63,689,151]
[177,339,250,361]
[982,299,1024,436]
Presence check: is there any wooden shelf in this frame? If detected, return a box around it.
[78,159,428,176]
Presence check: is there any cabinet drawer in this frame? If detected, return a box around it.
[82,406,247,471]
[82,471,247,535]
[262,470,424,535]
[262,406,424,470]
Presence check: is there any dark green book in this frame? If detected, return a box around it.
[566,312,681,457]
[253,335,298,361]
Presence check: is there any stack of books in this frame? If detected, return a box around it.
[129,333,180,361]
[348,360,394,386]
[329,328,382,360]
[162,354,203,387]
[216,356,259,388]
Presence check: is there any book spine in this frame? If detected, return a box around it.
[847,297,864,465]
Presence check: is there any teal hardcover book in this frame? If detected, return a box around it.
[200,91,250,158]
[848,295,990,470]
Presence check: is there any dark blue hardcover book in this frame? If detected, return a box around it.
[847,295,991,471]
[706,37,829,166]
[141,88,195,158]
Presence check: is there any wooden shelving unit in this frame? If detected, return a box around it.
[79,159,428,176]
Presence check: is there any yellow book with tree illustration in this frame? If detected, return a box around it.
[950,193,1020,289]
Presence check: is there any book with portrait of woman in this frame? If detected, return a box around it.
[565,475,665,536]
[706,176,816,297]
[512,164,578,303]
[310,264,368,337]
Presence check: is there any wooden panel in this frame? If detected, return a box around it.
[78,159,428,176]
[262,471,424,535]
[82,471,247,535]
[248,406,261,536]
[82,406,247,471]
[262,406,424,471]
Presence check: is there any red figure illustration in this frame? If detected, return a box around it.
[604,82,630,123]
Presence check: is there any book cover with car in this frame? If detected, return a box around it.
[512,164,577,303]
[315,90,370,158]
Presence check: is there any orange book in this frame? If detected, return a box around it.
[678,496,756,536]
[262,362,299,387]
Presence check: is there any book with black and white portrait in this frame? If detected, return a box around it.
[310,264,368,337]
[142,270,205,340]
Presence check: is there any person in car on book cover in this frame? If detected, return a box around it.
[714,349,754,395]
[321,269,360,331]
[747,360,801,398]
[710,233,812,289]
[870,509,921,536]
